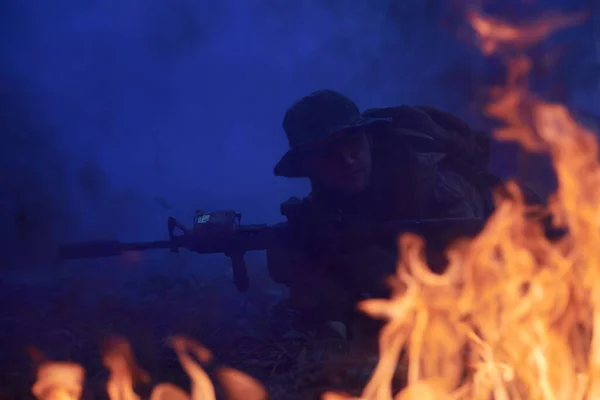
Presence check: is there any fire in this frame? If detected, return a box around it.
[31,361,84,400]
[102,336,151,400]
[29,6,596,400]
[31,335,267,400]
[322,8,596,400]
[467,10,588,55]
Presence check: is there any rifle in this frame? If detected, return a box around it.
[57,209,485,292]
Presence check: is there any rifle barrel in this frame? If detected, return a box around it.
[58,240,173,260]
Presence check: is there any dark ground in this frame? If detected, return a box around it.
[0,260,393,400]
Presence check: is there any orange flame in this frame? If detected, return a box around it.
[31,336,268,400]
[31,361,85,400]
[324,7,596,400]
[467,10,588,55]
[102,336,150,400]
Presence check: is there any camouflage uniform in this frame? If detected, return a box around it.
[267,90,496,336]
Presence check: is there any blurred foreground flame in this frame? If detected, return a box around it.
[323,8,596,400]
[31,335,266,400]
[31,361,84,400]
[30,6,596,400]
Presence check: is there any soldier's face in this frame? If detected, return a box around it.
[300,130,372,194]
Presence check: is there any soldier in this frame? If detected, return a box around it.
[266,89,499,339]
